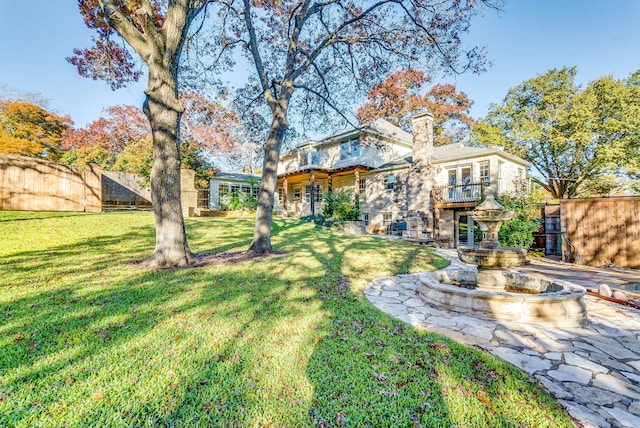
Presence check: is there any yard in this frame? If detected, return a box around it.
[0,211,574,427]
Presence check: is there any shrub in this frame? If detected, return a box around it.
[496,191,543,249]
[219,191,257,211]
[322,190,360,221]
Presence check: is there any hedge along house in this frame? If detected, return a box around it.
[274,113,530,247]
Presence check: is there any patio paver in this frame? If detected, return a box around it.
[364,250,640,428]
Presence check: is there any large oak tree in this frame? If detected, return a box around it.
[220,0,499,254]
[473,67,640,199]
[70,0,211,267]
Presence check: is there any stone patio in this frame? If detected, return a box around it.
[364,250,640,428]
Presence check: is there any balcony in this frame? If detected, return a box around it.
[432,182,484,208]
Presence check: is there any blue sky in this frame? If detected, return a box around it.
[1,1,639,129]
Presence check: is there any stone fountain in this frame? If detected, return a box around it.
[419,187,587,327]
[457,187,527,290]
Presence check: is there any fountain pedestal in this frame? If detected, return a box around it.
[457,187,527,290]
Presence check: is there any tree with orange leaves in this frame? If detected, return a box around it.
[356,69,474,145]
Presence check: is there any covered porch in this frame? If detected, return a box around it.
[277,165,371,217]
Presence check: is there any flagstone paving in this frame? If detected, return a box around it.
[364,250,640,428]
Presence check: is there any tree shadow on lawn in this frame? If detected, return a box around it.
[272,222,573,427]
[0,254,322,425]
[0,218,572,426]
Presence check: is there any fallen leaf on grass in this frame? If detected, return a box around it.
[372,372,387,382]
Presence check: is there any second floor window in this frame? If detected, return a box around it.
[340,139,361,160]
[479,162,490,187]
[299,149,319,166]
[386,175,395,191]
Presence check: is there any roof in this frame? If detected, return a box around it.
[286,118,412,156]
[362,119,412,145]
[213,171,261,182]
[432,143,529,165]
[376,143,530,171]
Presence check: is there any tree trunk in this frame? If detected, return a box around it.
[142,67,194,268]
[247,111,288,254]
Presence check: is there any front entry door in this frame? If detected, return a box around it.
[456,212,478,248]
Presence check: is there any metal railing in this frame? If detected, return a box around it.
[432,182,484,205]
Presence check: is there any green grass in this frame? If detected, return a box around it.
[0,211,575,427]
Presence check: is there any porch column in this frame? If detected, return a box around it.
[310,170,315,216]
[354,168,360,198]
[327,173,333,192]
[282,177,288,214]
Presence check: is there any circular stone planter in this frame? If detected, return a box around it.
[418,269,587,327]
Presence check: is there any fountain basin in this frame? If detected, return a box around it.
[458,247,527,269]
[419,269,587,327]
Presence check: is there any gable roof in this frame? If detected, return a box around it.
[363,118,412,144]
[288,118,412,154]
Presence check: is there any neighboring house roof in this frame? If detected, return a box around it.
[376,143,530,171]
[213,171,261,182]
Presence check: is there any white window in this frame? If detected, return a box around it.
[299,149,320,166]
[359,178,366,201]
[359,178,366,193]
[340,139,360,160]
[479,161,490,187]
[382,212,392,227]
[277,188,283,202]
[362,213,369,226]
[305,184,323,202]
[294,188,301,200]
[386,175,395,191]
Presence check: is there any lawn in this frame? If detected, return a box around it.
[0,211,575,427]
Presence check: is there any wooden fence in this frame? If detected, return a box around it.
[561,196,640,269]
[101,170,152,208]
[0,154,102,212]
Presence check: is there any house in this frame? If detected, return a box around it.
[274,113,530,247]
[209,171,261,210]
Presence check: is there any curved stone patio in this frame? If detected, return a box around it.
[364,251,640,428]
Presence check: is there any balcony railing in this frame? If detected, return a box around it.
[432,182,484,205]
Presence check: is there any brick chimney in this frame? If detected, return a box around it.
[406,112,435,236]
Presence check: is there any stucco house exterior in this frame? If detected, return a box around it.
[209,113,530,247]
[208,171,261,210]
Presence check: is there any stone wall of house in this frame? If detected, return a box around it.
[436,209,455,247]
[360,168,409,233]
[405,113,435,236]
